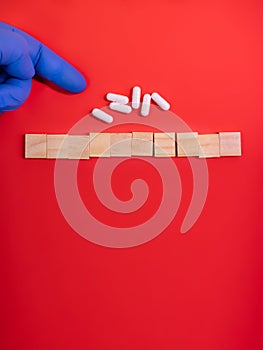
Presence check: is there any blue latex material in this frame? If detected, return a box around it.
[0,22,86,112]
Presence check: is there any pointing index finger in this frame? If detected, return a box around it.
[0,21,87,93]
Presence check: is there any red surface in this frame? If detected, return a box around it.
[1,1,263,349]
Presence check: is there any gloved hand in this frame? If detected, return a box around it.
[0,21,86,112]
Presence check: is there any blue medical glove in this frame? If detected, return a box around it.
[0,21,86,112]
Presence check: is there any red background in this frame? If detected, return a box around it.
[1,1,263,349]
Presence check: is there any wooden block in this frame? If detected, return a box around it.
[25,134,47,158]
[67,135,90,159]
[89,133,111,157]
[176,132,199,157]
[154,132,176,157]
[110,133,132,157]
[198,134,220,158]
[132,132,153,156]
[219,132,241,156]
[47,134,68,159]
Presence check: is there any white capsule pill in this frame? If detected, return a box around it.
[109,102,132,114]
[151,92,170,111]
[140,94,151,117]
[132,86,141,109]
[106,93,129,104]
[91,108,113,123]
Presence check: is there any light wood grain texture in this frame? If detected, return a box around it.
[89,133,111,157]
[47,135,68,159]
[111,133,132,157]
[154,132,176,157]
[176,132,199,157]
[198,134,220,158]
[25,132,242,159]
[132,132,153,156]
[25,134,47,158]
[219,132,241,156]
[67,135,90,159]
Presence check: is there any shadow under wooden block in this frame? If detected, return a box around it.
[198,134,220,158]
[176,132,199,157]
[89,133,111,157]
[47,135,68,159]
[219,132,241,156]
[132,132,153,156]
[154,132,176,157]
[25,134,47,158]
[111,133,132,157]
[67,135,90,159]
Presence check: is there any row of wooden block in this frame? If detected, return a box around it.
[25,132,242,159]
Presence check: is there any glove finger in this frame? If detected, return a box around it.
[0,29,35,79]
[34,45,87,93]
[0,22,86,93]
[0,78,32,111]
